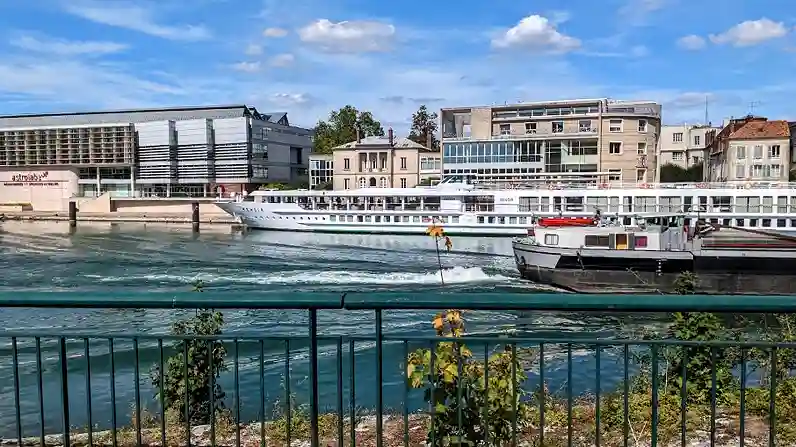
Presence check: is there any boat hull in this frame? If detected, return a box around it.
[513,241,796,294]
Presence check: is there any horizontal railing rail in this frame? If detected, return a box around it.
[1,293,795,447]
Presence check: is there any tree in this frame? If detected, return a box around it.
[408,105,439,150]
[660,162,703,183]
[312,105,384,154]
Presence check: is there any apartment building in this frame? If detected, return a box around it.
[705,116,791,182]
[308,154,333,189]
[659,124,720,168]
[440,98,662,185]
[331,133,440,189]
[0,105,312,208]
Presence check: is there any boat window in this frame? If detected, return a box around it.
[762,196,773,213]
[519,217,527,224]
[375,216,381,223]
[509,217,517,224]
[777,196,787,212]
[750,218,758,227]
[544,234,559,245]
[722,219,730,227]
[330,216,336,222]
[634,236,648,248]
[565,196,584,212]
[498,217,505,224]
[452,216,460,224]
[762,219,771,227]
[777,219,786,228]
[385,216,390,223]
[584,235,609,247]
[478,216,485,224]
[790,197,796,213]
[633,196,656,213]
[406,216,413,222]
[791,219,796,227]
[357,216,364,222]
[735,218,744,227]
[488,216,495,224]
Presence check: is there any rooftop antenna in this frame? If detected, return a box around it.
[704,95,709,126]
[749,101,761,116]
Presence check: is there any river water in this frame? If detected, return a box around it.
[0,221,667,437]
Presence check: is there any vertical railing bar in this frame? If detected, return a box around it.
[59,337,71,447]
[623,344,629,447]
[234,339,241,447]
[511,343,517,447]
[260,340,265,447]
[710,347,717,447]
[375,309,384,447]
[83,338,93,447]
[740,348,746,447]
[338,337,345,447]
[209,339,216,447]
[12,337,22,446]
[36,337,44,447]
[483,343,490,447]
[429,340,436,447]
[285,339,292,447]
[109,338,117,447]
[349,339,356,447]
[158,339,166,446]
[539,342,545,447]
[681,346,687,447]
[769,347,776,447]
[568,343,574,447]
[651,345,660,447]
[402,340,409,447]
[456,342,463,442]
[595,344,601,447]
[133,338,141,447]
[184,341,190,447]
[309,309,319,447]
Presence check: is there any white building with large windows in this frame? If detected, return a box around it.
[659,124,720,168]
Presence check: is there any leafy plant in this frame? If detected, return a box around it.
[406,310,529,446]
[150,280,228,424]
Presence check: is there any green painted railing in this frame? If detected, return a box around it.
[0,293,794,447]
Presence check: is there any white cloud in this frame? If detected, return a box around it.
[269,93,312,107]
[618,0,667,26]
[491,15,580,53]
[63,2,211,41]
[677,35,706,50]
[709,18,788,47]
[245,43,263,55]
[9,34,128,56]
[298,19,395,53]
[263,27,288,38]
[270,54,295,67]
[232,61,261,72]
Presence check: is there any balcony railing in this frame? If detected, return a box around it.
[1,293,796,446]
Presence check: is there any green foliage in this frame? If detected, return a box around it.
[259,182,289,190]
[312,105,385,154]
[408,105,439,150]
[313,181,333,190]
[150,280,228,425]
[660,162,703,183]
[406,310,529,446]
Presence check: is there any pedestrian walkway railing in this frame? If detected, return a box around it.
[1,292,796,446]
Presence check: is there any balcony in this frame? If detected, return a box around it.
[3,293,795,447]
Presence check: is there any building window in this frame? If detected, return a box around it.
[672,151,684,161]
[344,158,350,170]
[609,119,622,132]
[400,178,407,188]
[735,164,745,179]
[636,169,646,182]
[771,164,782,178]
[499,124,510,135]
[609,142,622,154]
[552,121,564,133]
[400,157,407,169]
[608,169,622,181]
[359,177,367,188]
[673,133,683,143]
[379,177,387,188]
[578,120,592,132]
[694,135,701,146]
[754,145,763,159]
[638,120,647,132]
[525,122,537,134]
[637,142,647,155]
[344,179,350,189]
[736,146,746,159]
[769,144,781,158]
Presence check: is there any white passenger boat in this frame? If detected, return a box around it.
[215,177,796,236]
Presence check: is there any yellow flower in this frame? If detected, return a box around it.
[426,224,444,238]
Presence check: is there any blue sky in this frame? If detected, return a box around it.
[0,0,794,133]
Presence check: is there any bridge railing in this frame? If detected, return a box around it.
[0,292,795,447]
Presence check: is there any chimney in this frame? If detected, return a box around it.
[388,128,394,147]
[356,125,361,143]
[426,130,432,149]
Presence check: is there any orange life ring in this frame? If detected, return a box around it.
[598,183,608,189]
[640,183,649,189]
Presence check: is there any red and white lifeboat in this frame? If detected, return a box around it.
[537,217,597,227]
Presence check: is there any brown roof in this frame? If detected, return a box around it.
[728,119,790,140]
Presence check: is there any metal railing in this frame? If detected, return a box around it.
[1,292,796,446]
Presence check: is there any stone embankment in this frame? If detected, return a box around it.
[0,212,238,225]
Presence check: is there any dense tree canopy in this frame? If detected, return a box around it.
[660,162,704,183]
[312,105,385,154]
[407,105,439,150]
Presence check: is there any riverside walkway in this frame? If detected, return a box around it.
[0,292,793,447]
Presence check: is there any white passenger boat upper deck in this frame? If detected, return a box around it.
[215,177,796,236]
